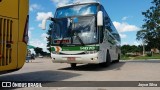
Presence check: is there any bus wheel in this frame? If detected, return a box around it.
[115,54,120,63]
[71,63,77,68]
[99,51,111,67]
[106,52,111,67]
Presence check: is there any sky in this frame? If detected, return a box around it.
[29,0,152,52]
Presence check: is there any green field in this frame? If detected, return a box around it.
[121,54,160,60]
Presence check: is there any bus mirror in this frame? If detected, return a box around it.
[97,11,103,26]
[42,19,47,30]
[41,17,52,30]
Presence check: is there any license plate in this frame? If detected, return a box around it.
[67,57,75,61]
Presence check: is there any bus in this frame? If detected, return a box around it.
[0,0,29,73]
[42,2,121,67]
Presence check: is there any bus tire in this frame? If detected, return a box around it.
[99,51,111,67]
[106,52,111,67]
[71,63,77,68]
[115,54,120,63]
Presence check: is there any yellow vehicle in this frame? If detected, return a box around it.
[0,0,29,73]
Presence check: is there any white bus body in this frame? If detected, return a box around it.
[42,2,121,67]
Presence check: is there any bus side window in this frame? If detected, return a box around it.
[102,7,112,33]
[99,5,106,43]
[104,29,109,41]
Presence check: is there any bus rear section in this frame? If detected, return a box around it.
[0,0,29,72]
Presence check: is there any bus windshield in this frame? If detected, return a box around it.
[51,16,98,45]
[55,4,97,18]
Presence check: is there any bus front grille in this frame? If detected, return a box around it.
[0,17,12,66]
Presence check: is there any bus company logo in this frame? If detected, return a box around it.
[54,46,62,53]
[2,82,11,87]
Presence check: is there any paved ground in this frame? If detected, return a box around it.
[0,58,160,90]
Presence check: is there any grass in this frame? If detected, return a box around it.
[121,54,160,60]
[121,55,132,60]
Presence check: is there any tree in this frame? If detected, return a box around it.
[137,0,160,50]
[121,45,143,55]
[121,45,133,55]
[46,23,53,53]
[34,47,44,55]
[34,47,50,56]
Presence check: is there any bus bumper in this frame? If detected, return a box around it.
[51,53,100,64]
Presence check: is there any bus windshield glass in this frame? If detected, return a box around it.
[51,16,98,45]
[55,4,97,18]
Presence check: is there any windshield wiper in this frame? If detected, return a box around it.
[72,31,85,46]
[70,18,85,46]
[55,18,85,46]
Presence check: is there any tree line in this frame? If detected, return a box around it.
[136,0,160,50]
[121,45,153,55]
[34,47,50,56]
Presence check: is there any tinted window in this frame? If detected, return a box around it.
[55,4,97,18]
[101,6,121,42]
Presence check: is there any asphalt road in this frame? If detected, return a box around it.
[0,58,160,90]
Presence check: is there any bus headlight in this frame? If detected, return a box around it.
[85,51,97,54]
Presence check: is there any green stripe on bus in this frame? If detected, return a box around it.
[51,46,99,51]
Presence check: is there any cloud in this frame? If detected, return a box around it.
[132,41,141,46]
[113,21,140,33]
[51,0,70,7]
[121,42,129,45]
[122,16,129,21]
[36,12,53,28]
[41,33,49,41]
[121,41,141,46]
[122,16,133,21]
[120,33,127,38]
[30,4,42,12]
[51,0,98,7]
[29,39,48,52]
[29,33,49,52]
[36,12,53,21]
[73,0,97,3]
[29,27,35,31]
[28,27,35,38]
[28,31,32,38]
[38,24,42,28]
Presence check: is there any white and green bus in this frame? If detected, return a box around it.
[42,2,121,67]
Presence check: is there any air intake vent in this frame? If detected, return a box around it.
[0,17,12,66]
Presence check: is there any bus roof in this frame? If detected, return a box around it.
[57,1,100,8]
